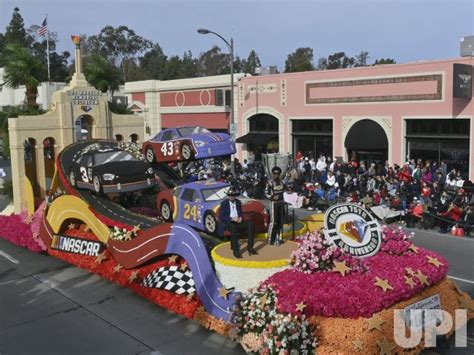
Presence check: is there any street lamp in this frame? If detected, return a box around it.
[198,28,236,174]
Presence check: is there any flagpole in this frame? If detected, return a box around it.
[46,13,51,82]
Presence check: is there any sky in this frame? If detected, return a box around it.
[1,0,473,70]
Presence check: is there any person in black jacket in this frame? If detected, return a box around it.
[218,187,257,258]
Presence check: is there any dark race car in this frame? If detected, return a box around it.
[142,126,236,164]
[68,145,156,194]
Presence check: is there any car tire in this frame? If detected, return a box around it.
[69,170,77,187]
[204,212,217,235]
[181,144,193,160]
[160,200,173,222]
[145,146,156,164]
[92,174,103,195]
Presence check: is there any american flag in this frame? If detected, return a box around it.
[37,17,48,36]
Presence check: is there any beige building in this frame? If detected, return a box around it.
[8,37,145,213]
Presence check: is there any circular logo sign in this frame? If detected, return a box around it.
[323,203,381,258]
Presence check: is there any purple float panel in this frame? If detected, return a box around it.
[165,223,239,321]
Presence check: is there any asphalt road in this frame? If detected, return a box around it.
[0,225,473,354]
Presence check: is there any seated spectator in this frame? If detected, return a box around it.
[391,192,402,210]
[326,171,336,188]
[459,205,474,236]
[327,187,337,206]
[361,192,374,209]
[283,185,304,208]
[438,202,463,233]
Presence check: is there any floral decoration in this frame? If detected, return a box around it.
[0,209,47,252]
[232,284,317,354]
[119,141,144,160]
[109,226,137,241]
[380,225,413,255]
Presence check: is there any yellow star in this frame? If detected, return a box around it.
[404,275,416,289]
[179,262,188,272]
[128,270,139,283]
[295,302,306,313]
[377,337,396,355]
[374,277,393,292]
[124,231,132,240]
[132,224,141,234]
[408,244,419,253]
[352,339,364,352]
[113,264,123,273]
[68,223,76,230]
[218,287,230,299]
[95,252,107,264]
[405,267,416,276]
[415,270,430,286]
[366,315,385,331]
[83,225,91,233]
[427,255,443,268]
[332,260,352,276]
[168,255,178,263]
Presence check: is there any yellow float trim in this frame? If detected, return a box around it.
[255,221,307,240]
[211,244,290,268]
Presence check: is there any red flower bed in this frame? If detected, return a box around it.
[49,227,201,319]
[266,247,448,319]
[0,213,46,252]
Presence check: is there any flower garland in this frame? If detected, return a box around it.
[118,142,144,160]
[380,225,413,255]
[0,208,47,252]
[232,284,317,354]
[109,226,137,241]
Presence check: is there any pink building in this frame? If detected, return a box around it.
[236,57,473,179]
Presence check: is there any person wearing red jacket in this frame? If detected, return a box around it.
[398,165,412,184]
[438,202,463,233]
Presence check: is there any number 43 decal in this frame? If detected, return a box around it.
[183,204,197,221]
[160,142,174,156]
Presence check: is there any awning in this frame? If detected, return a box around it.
[236,133,278,145]
[344,119,388,149]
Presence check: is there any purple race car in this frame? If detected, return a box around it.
[142,126,236,164]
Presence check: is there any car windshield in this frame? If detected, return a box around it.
[94,150,137,165]
[202,187,228,202]
[177,126,210,136]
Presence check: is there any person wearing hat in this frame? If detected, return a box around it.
[218,187,257,258]
[265,166,287,245]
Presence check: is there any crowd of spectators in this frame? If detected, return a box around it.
[236,152,474,237]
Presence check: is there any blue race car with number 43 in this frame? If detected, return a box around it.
[142,126,236,164]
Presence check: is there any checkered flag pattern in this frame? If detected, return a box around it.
[142,266,196,295]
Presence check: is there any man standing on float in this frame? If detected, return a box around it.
[265,166,286,245]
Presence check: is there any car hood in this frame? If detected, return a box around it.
[94,161,151,176]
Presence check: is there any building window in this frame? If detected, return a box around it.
[291,119,333,158]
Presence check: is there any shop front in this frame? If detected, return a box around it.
[291,119,333,158]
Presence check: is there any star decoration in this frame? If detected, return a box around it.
[128,270,139,283]
[179,262,188,271]
[186,293,195,301]
[95,252,107,264]
[374,277,393,292]
[124,231,132,241]
[168,255,178,263]
[405,267,416,276]
[408,244,419,253]
[295,302,306,313]
[218,287,230,299]
[352,339,364,352]
[366,315,385,331]
[259,294,268,307]
[113,264,123,273]
[25,215,33,224]
[404,275,416,289]
[427,255,443,268]
[68,223,76,230]
[377,337,396,355]
[332,260,352,276]
[132,224,141,234]
[415,270,430,286]
[83,225,91,232]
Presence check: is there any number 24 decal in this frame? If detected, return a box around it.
[183,204,197,221]
[160,142,174,156]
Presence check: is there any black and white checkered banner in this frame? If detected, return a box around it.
[142,266,196,295]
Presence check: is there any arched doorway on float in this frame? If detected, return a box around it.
[236,114,279,161]
[344,119,388,167]
[74,115,94,141]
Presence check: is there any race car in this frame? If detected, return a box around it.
[68,145,156,194]
[156,181,268,235]
[142,126,236,164]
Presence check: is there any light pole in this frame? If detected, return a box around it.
[198,28,236,175]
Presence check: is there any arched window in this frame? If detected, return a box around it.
[115,134,123,142]
[130,134,138,143]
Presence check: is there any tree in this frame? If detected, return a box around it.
[4,7,31,48]
[284,47,314,73]
[317,57,328,70]
[197,46,229,76]
[87,25,153,82]
[139,43,168,80]
[354,51,370,67]
[0,33,5,67]
[163,55,182,80]
[243,50,261,75]
[373,58,396,65]
[326,52,355,70]
[3,44,46,109]
[179,51,199,79]
[84,54,121,94]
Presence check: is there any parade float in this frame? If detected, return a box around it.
[2,139,473,355]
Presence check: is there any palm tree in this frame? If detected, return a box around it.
[84,54,121,94]
[2,44,46,109]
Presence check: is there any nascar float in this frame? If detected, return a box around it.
[3,138,472,354]
[142,126,236,164]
